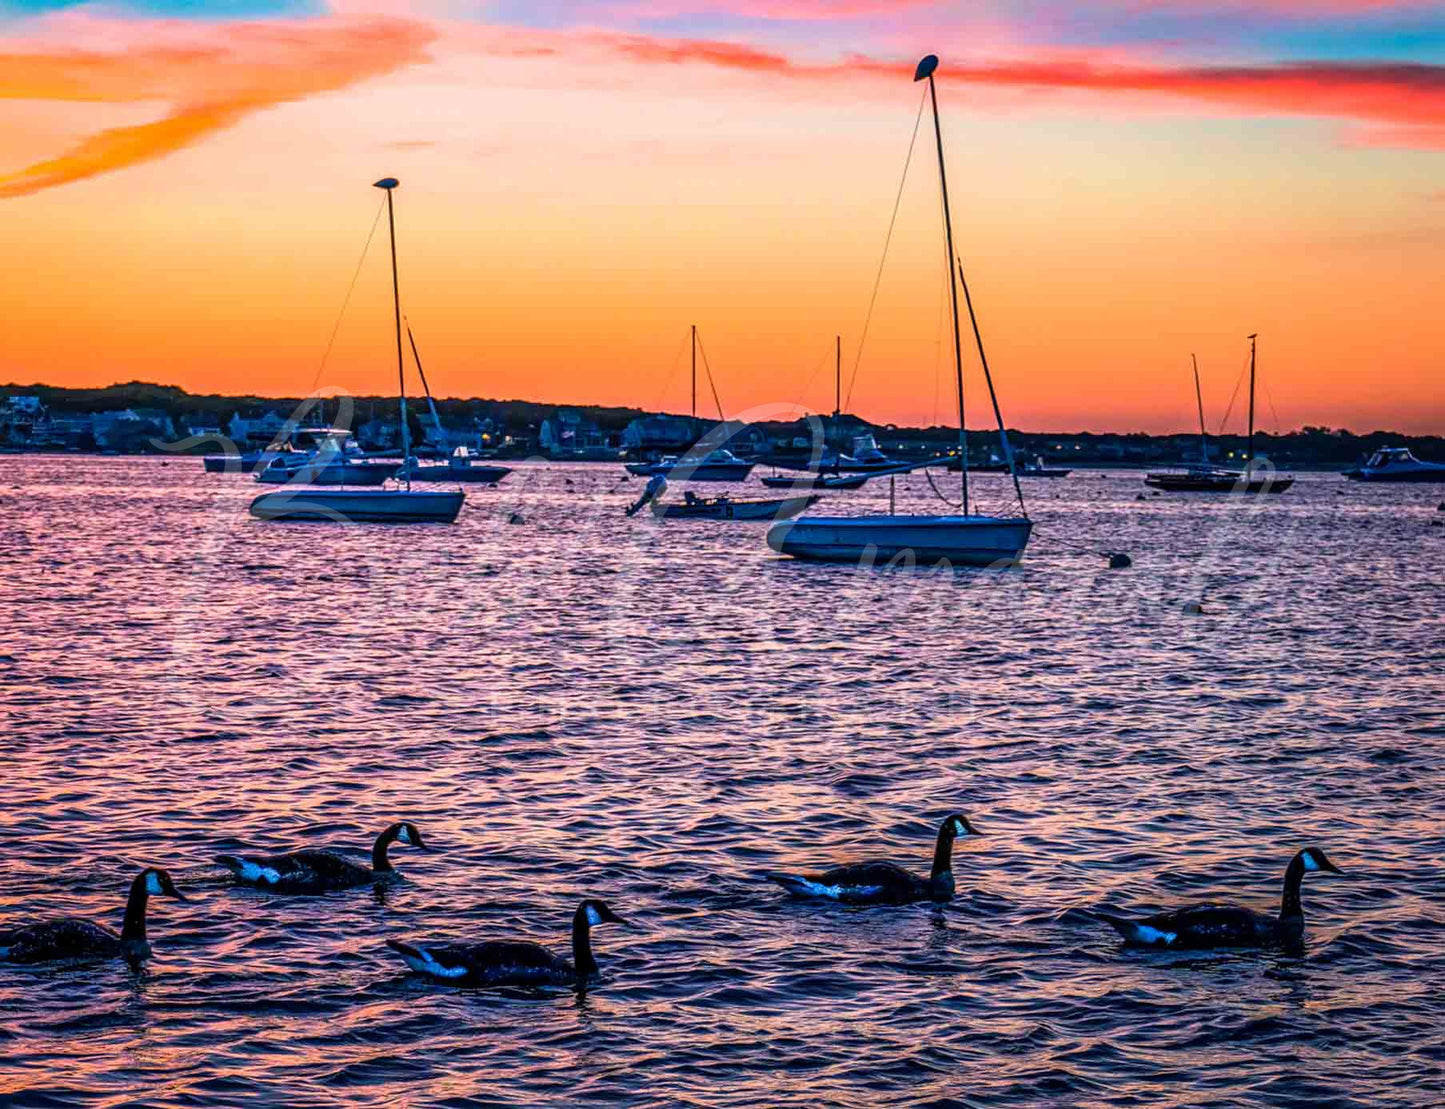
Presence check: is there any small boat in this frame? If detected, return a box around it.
[760,471,869,490]
[652,491,819,520]
[204,448,280,473]
[1343,447,1445,483]
[254,431,399,486]
[769,55,1033,569]
[406,447,512,485]
[626,447,754,482]
[250,178,463,525]
[622,326,756,482]
[1144,340,1294,495]
[249,487,464,523]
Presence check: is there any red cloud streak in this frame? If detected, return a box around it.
[586,32,1445,147]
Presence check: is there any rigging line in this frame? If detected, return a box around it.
[924,464,963,509]
[788,340,835,420]
[1216,351,1250,437]
[654,329,690,415]
[844,84,928,416]
[308,196,387,400]
[1261,377,1284,432]
[694,331,726,422]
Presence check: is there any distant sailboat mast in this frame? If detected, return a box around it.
[691,323,697,422]
[1192,353,1207,464]
[1246,333,1258,473]
[376,177,410,490]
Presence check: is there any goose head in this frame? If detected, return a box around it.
[578,899,629,928]
[390,822,429,850]
[1299,846,1343,875]
[142,867,187,900]
[941,813,982,839]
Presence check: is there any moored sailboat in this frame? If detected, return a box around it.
[768,55,1032,568]
[1145,337,1293,494]
[250,178,464,524]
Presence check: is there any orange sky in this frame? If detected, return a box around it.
[1,7,1442,433]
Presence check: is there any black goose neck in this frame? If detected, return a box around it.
[930,821,958,880]
[121,872,150,943]
[372,825,401,872]
[1279,853,1306,920]
[572,906,599,979]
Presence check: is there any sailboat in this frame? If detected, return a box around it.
[1144,336,1294,494]
[624,325,755,481]
[768,55,1032,567]
[249,179,466,524]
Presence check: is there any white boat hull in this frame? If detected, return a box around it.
[768,514,1032,567]
[249,489,464,523]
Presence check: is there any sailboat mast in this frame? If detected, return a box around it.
[1192,353,1206,464]
[376,177,409,487]
[1246,333,1257,471]
[691,324,697,422]
[918,57,968,515]
[834,334,841,420]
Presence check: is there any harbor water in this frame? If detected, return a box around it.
[1,456,1442,1107]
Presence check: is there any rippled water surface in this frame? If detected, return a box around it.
[2,456,1443,1108]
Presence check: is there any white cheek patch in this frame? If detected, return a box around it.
[1302,853,1320,872]
[397,827,412,846]
[585,905,603,926]
[1136,925,1178,945]
[146,873,164,896]
[238,861,281,885]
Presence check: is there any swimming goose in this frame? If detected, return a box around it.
[1096,846,1344,949]
[765,813,981,905]
[388,899,628,988]
[217,821,428,894]
[0,868,186,964]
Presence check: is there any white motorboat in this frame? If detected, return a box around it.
[251,178,463,524]
[406,446,512,485]
[768,55,1032,568]
[253,430,398,486]
[626,447,754,482]
[1343,447,1445,483]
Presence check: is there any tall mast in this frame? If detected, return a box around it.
[834,334,841,421]
[916,55,968,515]
[375,176,409,488]
[1192,353,1206,464]
[691,323,697,422]
[834,334,841,460]
[1246,333,1257,471]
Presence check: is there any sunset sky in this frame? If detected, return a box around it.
[1,1,1441,433]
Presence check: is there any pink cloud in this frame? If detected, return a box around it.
[0,16,435,198]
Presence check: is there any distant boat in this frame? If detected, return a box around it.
[204,447,279,473]
[652,492,819,521]
[1343,447,1445,483]
[769,55,1033,568]
[622,325,755,482]
[760,471,869,490]
[250,178,464,524]
[253,430,398,486]
[406,446,512,485]
[1145,339,1294,494]
[626,448,754,481]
